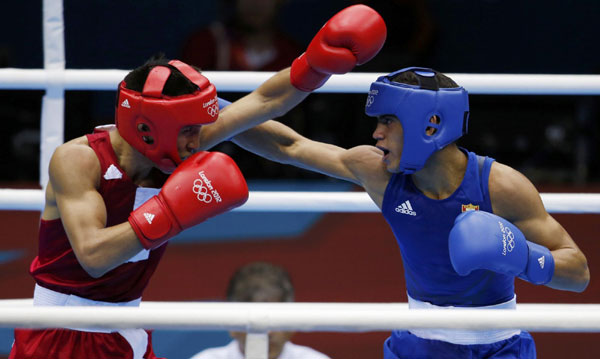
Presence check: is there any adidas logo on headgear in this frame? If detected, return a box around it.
[395,200,417,216]
[121,99,131,108]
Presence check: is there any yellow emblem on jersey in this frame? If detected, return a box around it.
[461,203,480,212]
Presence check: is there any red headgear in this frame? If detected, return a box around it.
[116,59,219,173]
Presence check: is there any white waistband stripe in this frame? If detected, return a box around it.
[33,284,146,359]
[406,294,521,345]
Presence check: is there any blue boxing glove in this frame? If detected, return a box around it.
[448,211,554,285]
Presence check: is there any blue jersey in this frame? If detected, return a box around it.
[381,149,514,307]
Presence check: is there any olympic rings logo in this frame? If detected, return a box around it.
[504,227,516,252]
[206,104,219,118]
[192,178,213,203]
[499,221,516,256]
[366,95,375,107]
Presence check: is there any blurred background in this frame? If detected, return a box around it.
[0,0,599,358]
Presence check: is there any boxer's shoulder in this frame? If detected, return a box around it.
[488,161,545,222]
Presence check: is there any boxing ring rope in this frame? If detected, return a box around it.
[1,1,598,358]
[0,302,599,332]
[1,189,600,213]
[2,68,600,94]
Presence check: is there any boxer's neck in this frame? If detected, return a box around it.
[410,144,468,200]
[111,129,156,184]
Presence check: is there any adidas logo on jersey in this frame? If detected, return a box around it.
[395,200,416,216]
[144,212,155,224]
[121,99,131,108]
[538,256,545,269]
[103,164,123,180]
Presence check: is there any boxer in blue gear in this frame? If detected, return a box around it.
[231,67,590,359]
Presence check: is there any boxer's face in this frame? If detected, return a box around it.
[177,124,203,161]
[373,115,404,173]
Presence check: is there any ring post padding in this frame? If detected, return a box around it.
[40,0,66,189]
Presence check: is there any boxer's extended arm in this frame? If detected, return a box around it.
[232,120,391,208]
[198,68,308,150]
[451,162,589,292]
[199,4,386,150]
[48,143,146,278]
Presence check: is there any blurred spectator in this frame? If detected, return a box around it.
[189,262,330,359]
[180,0,311,179]
[573,94,600,184]
[352,0,437,72]
[181,0,301,71]
[0,46,42,182]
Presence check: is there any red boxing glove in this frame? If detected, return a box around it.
[129,152,249,250]
[290,4,387,91]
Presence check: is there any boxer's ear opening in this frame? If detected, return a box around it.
[426,115,440,136]
[142,136,154,144]
[137,123,151,133]
[137,123,154,144]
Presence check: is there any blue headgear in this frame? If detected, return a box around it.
[365,67,469,174]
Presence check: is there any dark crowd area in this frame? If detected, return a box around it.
[1,0,599,186]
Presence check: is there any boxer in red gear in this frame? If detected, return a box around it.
[10,4,387,358]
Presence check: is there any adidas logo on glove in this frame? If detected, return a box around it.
[143,212,155,224]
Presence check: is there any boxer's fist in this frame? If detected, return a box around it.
[448,211,554,285]
[129,152,248,250]
[290,4,387,91]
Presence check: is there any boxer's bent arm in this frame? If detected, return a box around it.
[489,162,590,292]
[232,120,390,206]
[48,144,145,278]
[198,68,309,150]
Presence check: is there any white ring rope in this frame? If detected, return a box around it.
[0,189,599,213]
[2,69,600,95]
[0,302,598,332]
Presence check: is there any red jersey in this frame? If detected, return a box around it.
[29,130,167,302]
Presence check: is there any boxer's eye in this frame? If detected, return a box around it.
[378,116,394,125]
